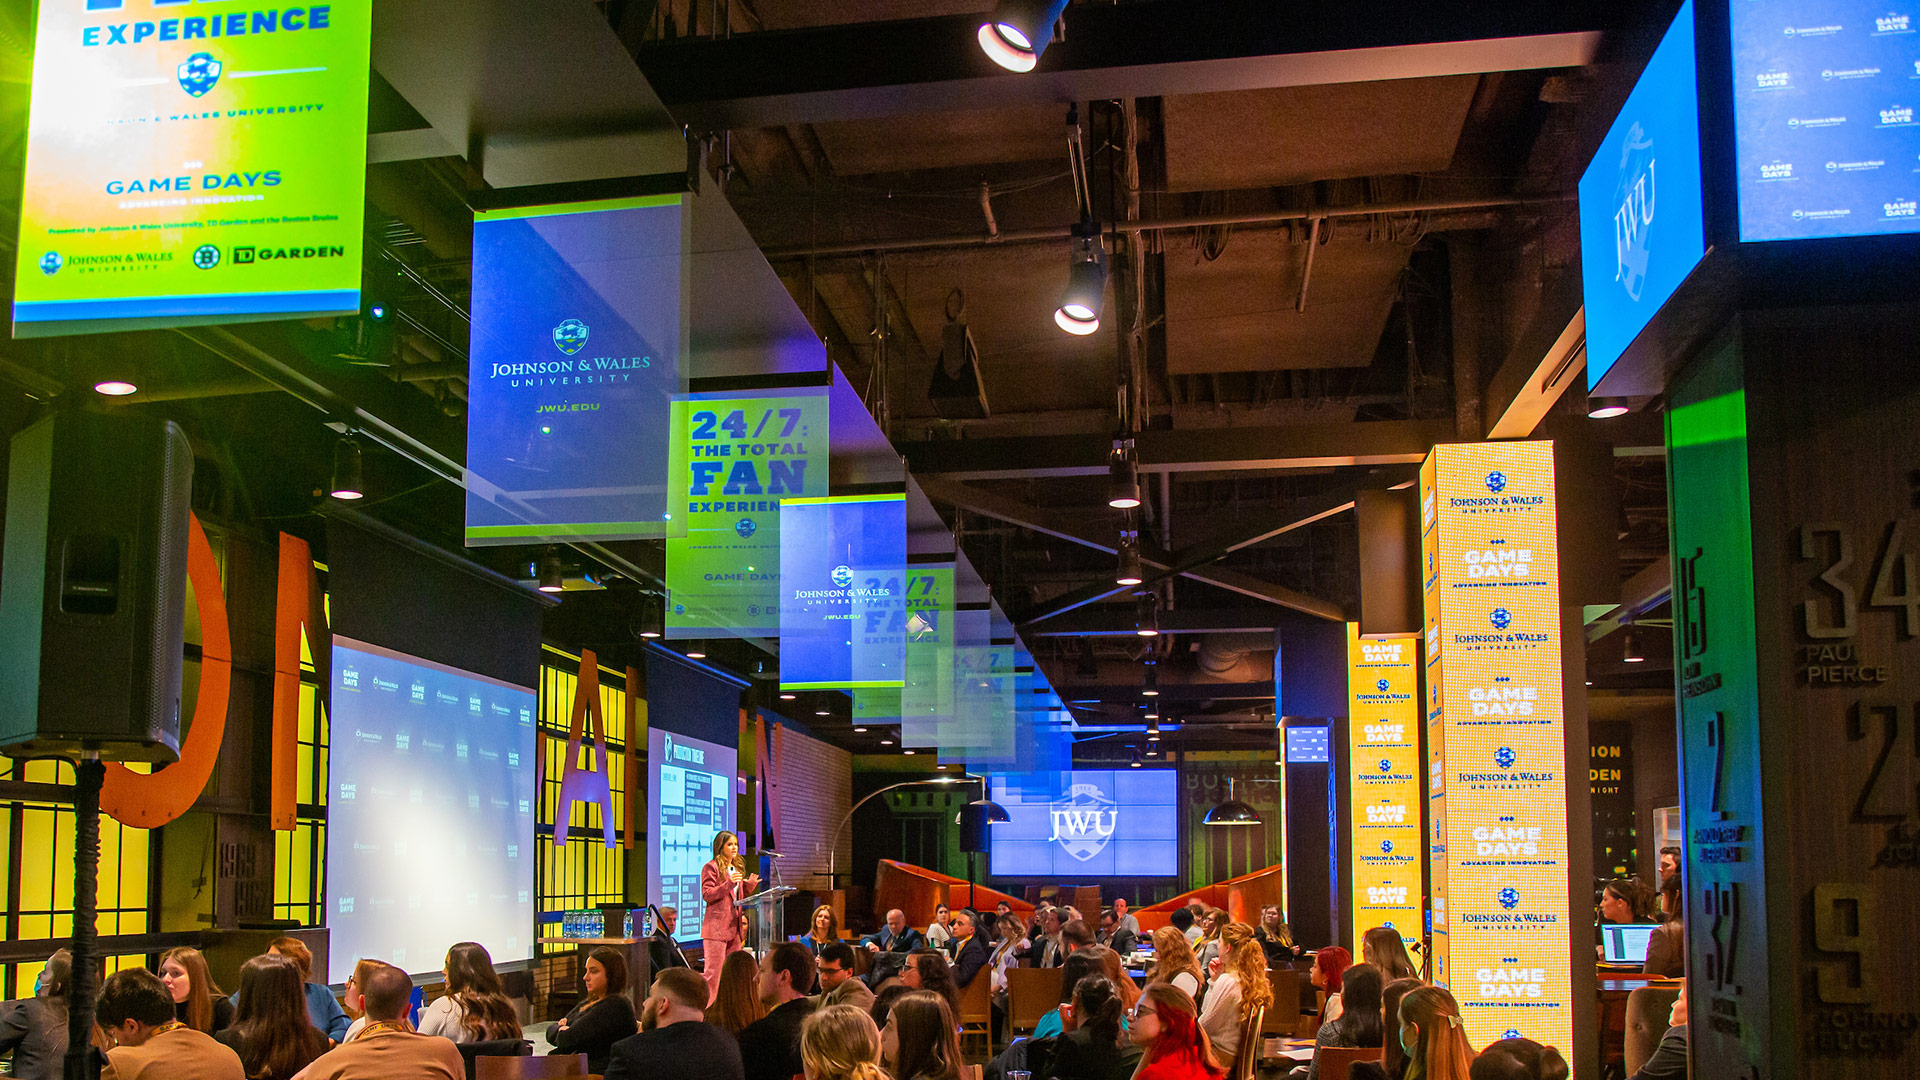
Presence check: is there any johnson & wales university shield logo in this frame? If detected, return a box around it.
[178,53,222,97]
[553,319,590,355]
[1048,782,1118,862]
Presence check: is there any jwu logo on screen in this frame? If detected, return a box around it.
[1048,782,1119,861]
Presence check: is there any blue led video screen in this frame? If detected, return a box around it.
[1578,0,1706,389]
[988,770,1179,877]
[1732,0,1920,240]
[326,637,536,981]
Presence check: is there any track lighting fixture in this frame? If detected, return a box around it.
[92,354,138,397]
[1129,746,1143,768]
[1141,663,1159,697]
[1147,717,1160,741]
[636,593,664,639]
[1107,446,1141,509]
[976,0,1071,72]
[1055,224,1106,335]
[1134,593,1159,637]
[1587,396,1631,419]
[537,547,565,593]
[1116,532,1144,586]
[1622,626,1646,663]
[329,436,365,501]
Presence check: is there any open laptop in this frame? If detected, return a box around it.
[1601,923,1657,966]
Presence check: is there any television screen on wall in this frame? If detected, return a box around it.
[988,770,1179,877]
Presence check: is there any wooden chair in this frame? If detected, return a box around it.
[1624,984,1682,1074]
[1228,1005,1266,1080]
[1007,966,1063,1033]
[1261,969,1301,1035]
[476,1054,589,1080]
[957,968,993,1056]
[457,1039,532,1080]
[1314,1046,1383,1080]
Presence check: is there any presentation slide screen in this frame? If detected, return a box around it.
[465,196,689,546]
[989,771,1178,877]
[13,0,371,337]
[1577,0,1704,390]
[1733,0,1920,240]
[778,494,906,690]
[647,728,737,944]
[326,637,536,981]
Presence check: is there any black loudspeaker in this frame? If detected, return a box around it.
[0,410,193,761]
[958,802,993,855]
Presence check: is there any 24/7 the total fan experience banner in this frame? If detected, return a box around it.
[13,0,372,337]
[1421,441,1572,1054]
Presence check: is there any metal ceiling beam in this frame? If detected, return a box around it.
[636,0,1606,128]
[917,475,1351,622]
[904,420,1451,481]
[1024,607,1288,636]
[1060,681,1276,703]
[1585,553,1674,644]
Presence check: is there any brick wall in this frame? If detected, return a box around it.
[771,724,852,892]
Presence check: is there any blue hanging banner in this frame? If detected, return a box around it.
[778,494,906,690]
[465,196,689,545]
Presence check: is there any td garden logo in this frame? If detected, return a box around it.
[1049,782,1119,861]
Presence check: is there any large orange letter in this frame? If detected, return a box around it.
[271,533,327,831]
[100,513,230,828]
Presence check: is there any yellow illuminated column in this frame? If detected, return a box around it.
[1420,442,1571,1053]
[1346,624,1423,962]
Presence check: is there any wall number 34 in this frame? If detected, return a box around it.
[1798,521,1920,640]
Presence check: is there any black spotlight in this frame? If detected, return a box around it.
[977,0,1071,72]
[1116,533,1144,585]
[1056,225,1107,335]
[1107,448,1141,509]
[329,436,365,500]
[538,547,565,593]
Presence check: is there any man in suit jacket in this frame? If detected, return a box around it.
[811,944,875,1012]
[860,909,925,955]
[648,907,691,973]
[949,911,992,989]
[605,968,742,1080]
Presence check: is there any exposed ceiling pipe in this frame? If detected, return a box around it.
[978,181,999,240]
[115,377,281,404]
[762,194,1568,260]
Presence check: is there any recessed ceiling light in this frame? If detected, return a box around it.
[686,650,706,659]
[904,749,917,755]
[780,693,797,700]
[853,727,868,733]
[880,738,895,745]
[815,709,831,716]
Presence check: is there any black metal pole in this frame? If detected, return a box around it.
[65,754,104,1080]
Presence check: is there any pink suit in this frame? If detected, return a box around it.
[700,858,756,1001]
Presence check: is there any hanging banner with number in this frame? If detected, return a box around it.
[778,494,906,690]
[664,388,829,637]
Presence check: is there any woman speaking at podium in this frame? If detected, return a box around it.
[701,831,759,1001]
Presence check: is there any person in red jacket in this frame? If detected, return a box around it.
[1127,982,1224,1080]
[701,831,759,1002]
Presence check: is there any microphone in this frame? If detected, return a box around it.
[763,850,786,859]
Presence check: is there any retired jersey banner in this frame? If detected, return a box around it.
[664,388,829,637]
[1347,624,1423,964]
[13,0,371,337]
[465,196,689,546]
[777,494,905,691]
[1421,441,1571,1054]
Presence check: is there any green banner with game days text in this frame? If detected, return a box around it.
[665,388,829,638]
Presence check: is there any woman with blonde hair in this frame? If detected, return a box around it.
[1196,923,1273,1065]
[881,990,964,1080]
[801,1003,888,1080]
[1149,927,1203,999]
[708,950,766,1034]
[1362,927,1420,983]
[1127,982,1223,1080]
[1097,945,1143,1014]
[1398,985,1475,1080]
[158,946,232,1034]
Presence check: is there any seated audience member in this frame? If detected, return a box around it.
[417,942,520,1044]
[1035,974,1141,1080]
[1310,946,1353,1024]
[1626,985,1687,1080]
[947,910,991,989]
[1657,846,1681,885]
[868,984,910,1031]
[1128,982,1223,1080]
[259,938,349,1043]
[815,943,876,1012]
[1168,905,1199,946]
[803,905,842,958]
[605,968,743,1080]
[880,991,964,1080]
[1468,1038,1570,1080]
[1642,875,1686,978]
[98,968,244,1080]
[0,949,74,1080]
[1095,946,1143,1015]
[159,947,232,1035]
[710,951,767,1034]
[1150,927,1204,999]
[291,964,462,1080]
[1061,919,1097,959]
[860,910,925,956]
[737,942,818,1080]
[1363,927,1421,983]
[649,907,691,972]
[546,946,637,1075]
[1599,878,1658,925]
[1034,907,1068,968]
[1111,898,1141,939]
[1294,962,1382,1080]
[217,955,328,1080]
[338,960,389,1043]
[987,915,1027,1004]
[898,949,960,1019]
[801,1003,887,1080]
[1396,985,1475,1080]
[1197,923,1272,1065]
[925,904,955,953]
[1193,910,1229,977]
[1351,977,1423,1080]
[1255,906,1301,965]
[1033,950,1113,1039]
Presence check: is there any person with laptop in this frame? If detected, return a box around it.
[1641,875,1685,977]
